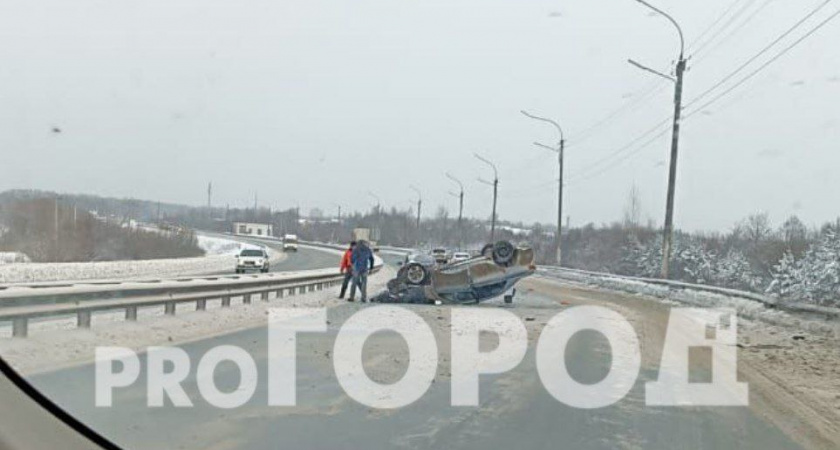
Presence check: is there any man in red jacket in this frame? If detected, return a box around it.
[338,241,356,299]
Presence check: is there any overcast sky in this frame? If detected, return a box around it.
[1,0,839,232]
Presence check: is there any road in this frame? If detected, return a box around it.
[206,234,341,275]
[26,262,806,450]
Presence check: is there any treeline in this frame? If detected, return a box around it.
[3,190,837,306]
[0,198,203,262]
[562,213,839,307]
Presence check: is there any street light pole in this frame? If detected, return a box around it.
[409,185,422,247]
[631,0,686,279]
[446,172,465,250]
[474,153,499,243]
[521,110,565,265]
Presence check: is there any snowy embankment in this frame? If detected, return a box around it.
[539,267,840,337]
[0,234,284,285]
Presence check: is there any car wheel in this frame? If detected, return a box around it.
[403,262,429,285]
[480,243,494,259]
[492,240,516,266]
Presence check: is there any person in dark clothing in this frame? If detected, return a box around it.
[338,241,356,299]
[348,240,375,302]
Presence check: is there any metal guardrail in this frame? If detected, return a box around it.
[0,241,382,338]
[538,265,840,319]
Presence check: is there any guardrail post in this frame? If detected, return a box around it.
[165,302,176,315]
[276,289,284,299]
[244,294,252,304]
[78,311,91,329]
[126,306,138,321]
[12,318,28,338]
[222,296,231,307]
[261,291,269,302]
[299,286,306,295]
[197,299,206,311]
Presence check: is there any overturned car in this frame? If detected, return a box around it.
[373,241,536,305]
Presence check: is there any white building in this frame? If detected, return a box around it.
[232,222,273,237]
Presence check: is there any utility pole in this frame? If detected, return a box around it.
[521,110,565,265]
[207,182,212,210]
[474,153,499,243]
[446,173,465,250]
[367,192,382,242]
[630,0,686,279]
[410,185,422,246]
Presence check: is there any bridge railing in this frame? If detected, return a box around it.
[0,241,382,338]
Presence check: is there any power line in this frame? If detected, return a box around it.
[690,0,761,57]
[687,0,752,51]
[567,127,671,185]
[686,0,834,109]
[567,79,668,146]
[562,0,757,149]
[567,115,672,177]
[691,0,774,64]
[684,6,840,119]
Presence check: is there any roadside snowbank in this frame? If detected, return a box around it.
[540,268,840,338]
[0,234,284,285]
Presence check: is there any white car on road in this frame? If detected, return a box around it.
[235,248,270,273]
[283,234,299,252]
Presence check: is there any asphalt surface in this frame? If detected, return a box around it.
[208,239,341,276]
[27,262,802,450]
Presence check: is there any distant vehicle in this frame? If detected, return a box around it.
[235,247,270,273]
[283,234,299,252]
[353,228,379,252]
[377,241,536,305]
[430,247,449,264]
[450,251,470,263]
[352,228,371,242]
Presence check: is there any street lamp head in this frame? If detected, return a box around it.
[633,0,685,58]
[521,109,564,142]
[409,184,422,200]
[445,172,464,191]
[474,153,499,180]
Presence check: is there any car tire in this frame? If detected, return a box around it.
[492,241,516,266]
[480,243,494,259]
[402,262,429,285]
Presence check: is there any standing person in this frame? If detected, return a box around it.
[349,240,375,303]
[338,241,356,299]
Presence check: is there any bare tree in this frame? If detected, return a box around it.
[741,212,773,244]
[622,184,642,229]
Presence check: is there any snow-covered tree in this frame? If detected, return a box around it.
[768,231,840,306]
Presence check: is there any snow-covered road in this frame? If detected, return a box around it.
[0,233,285,285]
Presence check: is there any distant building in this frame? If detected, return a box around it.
[232,222,273,237]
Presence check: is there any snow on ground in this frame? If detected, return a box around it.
[196,234,247,256]
[0,234,285,285]
[0,266,395,375]
[539,268,840,338]
[0,252,30,264]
